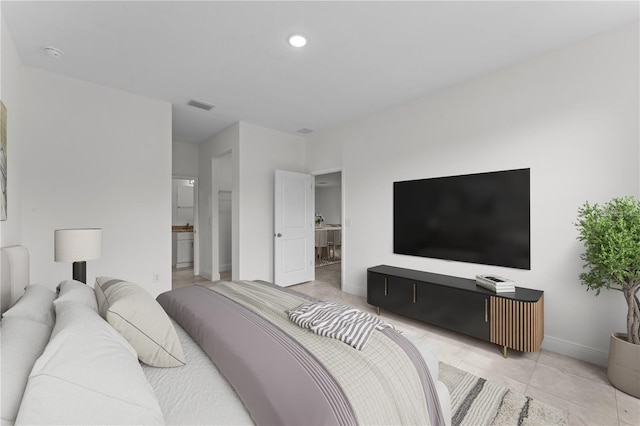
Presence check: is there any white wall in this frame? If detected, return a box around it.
[316,186,341,225]
[1,23,172,296]
[305,23,639,366]
[238,122,306,281]
[214,151,233,191]
[172,141,199,177]
[215,152,232,272]
[198,123,240,280]
[198,122,306,282]
[305,131,343,174]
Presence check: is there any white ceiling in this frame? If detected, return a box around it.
[2,1,638,145]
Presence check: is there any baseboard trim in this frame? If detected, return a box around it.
[343,283,366,298]
[541,335,609,367]
[219,263,231,272]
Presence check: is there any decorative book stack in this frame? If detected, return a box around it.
[475,274,516,293]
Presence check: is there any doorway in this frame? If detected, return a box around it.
[314,171,342,290]
[171,176,203,288]
[212,152,233,281]
[218,189,232,281]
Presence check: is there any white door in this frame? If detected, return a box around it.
[274,170,314,286]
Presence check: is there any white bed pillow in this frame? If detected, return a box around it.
[14,300,164,425]
[55,279,98,312]
[95,277,186,368]
[0,316,53,424]
[1,284,56,326]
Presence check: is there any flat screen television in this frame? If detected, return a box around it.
[393,168,530,270]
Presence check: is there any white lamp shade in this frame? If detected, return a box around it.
[54,228,102,262]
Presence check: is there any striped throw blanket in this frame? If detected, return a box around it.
[288,301,393,350]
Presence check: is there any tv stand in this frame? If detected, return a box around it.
[367,265,544,357]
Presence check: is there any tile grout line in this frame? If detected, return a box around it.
[613,389,621,426]
[527,358,622,424]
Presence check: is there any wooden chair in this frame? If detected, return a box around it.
[315,230,328,261]
[327,229,341,260]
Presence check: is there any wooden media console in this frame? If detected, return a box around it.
[367,265,544,357]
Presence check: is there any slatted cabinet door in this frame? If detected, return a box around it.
[490,295,544,355]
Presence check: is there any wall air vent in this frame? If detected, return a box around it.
[296,128,314,134]
[187,99,215,111]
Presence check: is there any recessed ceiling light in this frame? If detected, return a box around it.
[44,46,64,59]
[288,34,308,48]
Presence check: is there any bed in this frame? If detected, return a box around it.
[1,245,451,425]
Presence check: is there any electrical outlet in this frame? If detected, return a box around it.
[152,273,160,282]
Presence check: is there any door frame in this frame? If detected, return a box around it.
[210,151,235,282]
[172,175,199,276]
[311,167,344,290]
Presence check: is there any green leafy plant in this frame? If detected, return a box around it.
[315,213,325,226]
[575,196,640,344]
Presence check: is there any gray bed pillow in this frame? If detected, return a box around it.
[95,277,186,368]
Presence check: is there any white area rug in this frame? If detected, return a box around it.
[439,362,567,426]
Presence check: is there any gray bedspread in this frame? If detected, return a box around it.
[157,280,444,426]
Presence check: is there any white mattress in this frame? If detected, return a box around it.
[142,320,254,425]
[144,320,450,426]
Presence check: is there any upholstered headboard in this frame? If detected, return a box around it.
[1,245,30,314]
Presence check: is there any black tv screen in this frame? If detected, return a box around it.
[393,168,530,270]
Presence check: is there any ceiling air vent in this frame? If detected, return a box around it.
[187,99,215,111]
[296,128,314,134]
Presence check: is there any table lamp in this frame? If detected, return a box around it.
[54,228,102,284]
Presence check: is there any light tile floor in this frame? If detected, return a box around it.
[171,267,228,289]
[171,263,639,426]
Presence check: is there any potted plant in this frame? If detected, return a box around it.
[315,213,325,227]
[575,196,640,397]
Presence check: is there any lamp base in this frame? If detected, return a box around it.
[72,261,87,284]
